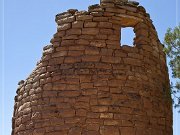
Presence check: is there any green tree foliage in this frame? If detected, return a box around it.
[164,24,180,111]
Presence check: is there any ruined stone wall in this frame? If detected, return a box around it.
[12,0,173,135]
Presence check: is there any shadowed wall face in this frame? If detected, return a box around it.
[12,0,172,135]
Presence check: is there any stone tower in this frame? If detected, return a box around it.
[12,0,173,135]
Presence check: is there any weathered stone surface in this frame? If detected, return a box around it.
[100,126,120,135]
[72,21,84,28]
[82,28,99,35]
[84,22,98,28]
[57,16,75,24]
[100,113,113,119]
[57,23,71,31]
[76,15,93,21]
[12,1,172,135]
[68,127,82,135]
[120,127,136,135]
[90,40,106,47]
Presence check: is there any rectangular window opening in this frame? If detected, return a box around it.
[120,27,135,47]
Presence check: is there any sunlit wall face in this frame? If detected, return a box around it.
[1,0,179,135]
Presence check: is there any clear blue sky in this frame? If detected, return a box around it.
[0,0,179,135]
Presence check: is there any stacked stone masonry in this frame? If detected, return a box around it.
[12,0,173,135]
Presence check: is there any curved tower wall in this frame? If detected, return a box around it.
[12,0,172,135]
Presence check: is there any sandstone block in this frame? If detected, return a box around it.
[85,47,100,55]
[106,8,126,14]
[91,106,108,112]
[100,0,115,3]
[94,80,107,87]
[69,45,85,51]
[100,48,113,56]
[98,22,112,28]
[68,50,84,56]
[101,3,115,8]
[22,114,31,123]
[66,84,79,91]
[114,50,127,57]
[67,9,78,14]
[76,109,87,116]
[100,113,113,119]
[120,127,135,135]
[80,75,92,83]
[43,91,57,97]
[100,126,120,135]
[57,16,75,24]
[95,34,108,40]
[101,56,121,63]
[63,35,78,40]
[82,28,99,35]
[65,117,85,124]
[81,83,94,89]
[59,91,81,97]
[68,127,82,135]
[121,120,133,126]
[86,124,99,131]
[108,35,119,40]
[60,109,75,117]
[15,118,22,126]
[52,83,66,91]
[106,40,120,45]
[76,39,90,45]
[75,102,89,109]
[57,30,66,37]
[82,55,101,62]
[72,21,84,28]
[33,129,45,135]
[114,114,132,120]
[86,119,103,124]
[76,15,93,21]
[98,98,112,105]
[104,119,119,125]
[64,57,81,63]
[90,40,106,47]
[95,63,111,69]
[100,28,114,34]
[87,112,100,118]
[84,22,98,27]
[90,11,103,17]
[103,12,115,17]
[123,58,142,66]
[75,69,90,75]
[93,17,109,22]
[66,28,82,35]
[109,106,133,114]
[57,23,71,31]
[45,131,67,135]
[83,89,96,95]
[61,40,75,46]
[82,131,100,135]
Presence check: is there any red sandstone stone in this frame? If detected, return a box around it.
[58,23,71,31]
[76,15,93,21]
[12,1,172,135]
[100,126,119,135]
[120,127,136,135]
[68,127,82,135]
[84,22,98,27]
[82,28,99,35]
[72,21,84,28]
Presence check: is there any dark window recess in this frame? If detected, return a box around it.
[120,27,135,47]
